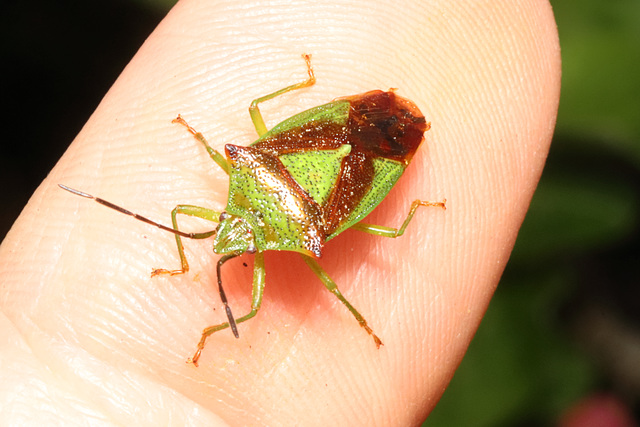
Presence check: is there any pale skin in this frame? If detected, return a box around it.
[0,1,560,425]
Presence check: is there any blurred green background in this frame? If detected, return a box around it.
[2,1,638,425]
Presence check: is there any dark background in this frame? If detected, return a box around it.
[1,0,168,238]
[2,1,639,425]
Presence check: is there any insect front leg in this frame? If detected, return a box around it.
[189,251,266,366]
[301,255,383,348]
[151,205,219,277]
[349,199,447,238]
[172,115,230,175]
[249,54,316,137]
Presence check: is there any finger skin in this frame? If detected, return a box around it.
[0,1,560,425]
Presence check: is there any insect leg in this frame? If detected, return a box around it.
[189,251,266,366]
[151,205,219,276]
[249,54,316,137]
[172,115,230,175]
[349,199,446,238]
[301,254,383,348]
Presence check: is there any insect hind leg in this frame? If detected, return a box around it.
[350,199,446,238]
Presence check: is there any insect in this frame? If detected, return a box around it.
[60,55,445,366]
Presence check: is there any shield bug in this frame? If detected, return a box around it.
[60,54,445,366]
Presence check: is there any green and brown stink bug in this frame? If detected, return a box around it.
[60,54,445,366]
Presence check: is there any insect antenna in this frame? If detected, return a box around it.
[60,183,241,337]
[216,253,240,338]
[59,184,201,239]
